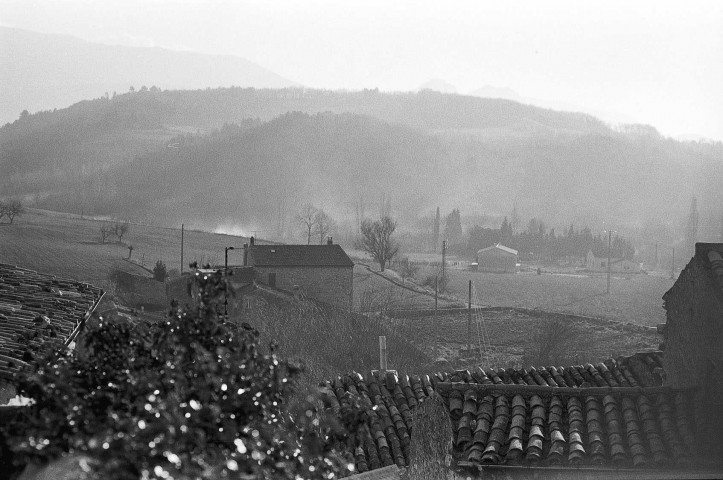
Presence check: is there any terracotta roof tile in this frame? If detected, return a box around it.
[325,351,715,475]
[0,264,103,381]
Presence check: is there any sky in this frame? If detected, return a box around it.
[1,0,722,140]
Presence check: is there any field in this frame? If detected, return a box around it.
[415,265,674,327]
[386,309,660,371]
[0,209,249,284]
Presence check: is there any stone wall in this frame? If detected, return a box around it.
[113,270,167,308]
[254,266,353,310]
[663,254,723,457]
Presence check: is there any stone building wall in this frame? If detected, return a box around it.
[254,266,353,310]
[663,253,723,457]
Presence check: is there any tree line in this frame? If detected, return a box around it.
[465,217,635,262]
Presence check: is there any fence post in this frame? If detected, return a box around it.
[468,280,472,354]
[379,335,387,371]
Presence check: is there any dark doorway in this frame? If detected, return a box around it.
[268,273,276,288]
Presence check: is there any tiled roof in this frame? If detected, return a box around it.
[248,244,354,267]
[478,244,518,256]
[322,352,717,476]
[0,264,104,381]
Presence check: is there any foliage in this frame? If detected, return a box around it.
[443,209,463,248]
[2,86,722,239]
[152,260,168,282]
[357,216,399,272]
[0,200,24,224]
[432,206,440,252]
[2,272,353,479]
[115,221,130,243]
[99,223,114,244]
[466,218,636,262]
[249,296,431,379]
[521,317,595,366]
[397,257,419,284]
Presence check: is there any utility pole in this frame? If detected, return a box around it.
[607,230,612,294]
[467,280,472,354]
[181,224,184,274]
[434,276,438,319]
[224,246,235,317]
[441,240,447,293]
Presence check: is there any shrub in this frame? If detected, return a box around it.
[152,260,167,282]
[522,316,596,366]
[2,272,353,479]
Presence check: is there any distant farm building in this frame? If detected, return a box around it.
[586,250,642,273]
[476,244,518,273]
[244,238,354,310]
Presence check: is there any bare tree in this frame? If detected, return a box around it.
[296,204,319,244]
[522,317,595,366]
[115,221,130,243]
[100,222,114,244]
[1,200,24,224]
[313,210,336,244]
[358,216,399,272]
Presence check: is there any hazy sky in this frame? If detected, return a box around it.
[2,0,722,140]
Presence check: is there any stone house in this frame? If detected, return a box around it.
[661,242,723,459]
[243,238,354,310]
[586,250,642,273]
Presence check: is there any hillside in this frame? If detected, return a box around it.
[0,27,297,125]
[1,87,722,240]
[0,209,250,284]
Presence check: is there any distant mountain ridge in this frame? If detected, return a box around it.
[0,27,298,124]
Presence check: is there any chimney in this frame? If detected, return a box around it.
[250,236,255,246]
[243,243,249,266]
[327,236,333,245]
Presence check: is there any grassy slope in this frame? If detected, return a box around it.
[0,210,249,284]
[352,264,461,311]
[390,309,659,371]
[416,265,673,326]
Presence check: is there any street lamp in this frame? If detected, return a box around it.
[224,247,235,317]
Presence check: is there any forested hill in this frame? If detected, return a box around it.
[1,87,721,238]
[2,86,609,137]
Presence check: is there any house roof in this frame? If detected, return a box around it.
[0,264,104,381]
[248,244,354,267]
[478,244,518,256]
[321,351,717,476]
